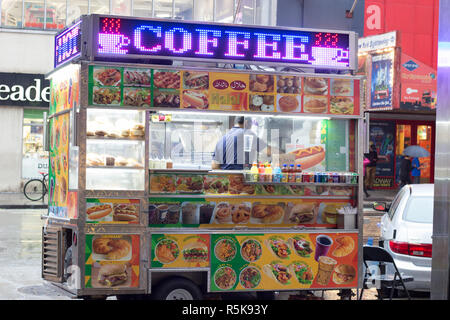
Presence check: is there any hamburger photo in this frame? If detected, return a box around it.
[304,77,328,95]
[97,263,128,287]
[303,96,328,113]
[321,204,341,224]
[182,241,209,262]
[332,264,356,285]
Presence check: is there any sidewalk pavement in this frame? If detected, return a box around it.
[0,192,48,209]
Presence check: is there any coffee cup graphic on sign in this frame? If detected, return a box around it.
[98,33,131,54]
[311,47,349,67]
[314,234,333,261]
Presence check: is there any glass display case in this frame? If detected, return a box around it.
[149,111,355,172]
[85,108,146,190]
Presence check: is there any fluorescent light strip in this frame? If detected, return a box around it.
[158,110,331,120]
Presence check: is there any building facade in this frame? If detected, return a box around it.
[0,0,277,192]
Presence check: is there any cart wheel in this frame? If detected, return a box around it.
[152,277,202,300]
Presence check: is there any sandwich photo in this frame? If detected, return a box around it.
[330,96,354,115]
[287,203,317,224]
[331,79,353,96]
[251,203,285,224]
[289,261,314,284]
[182,90,209,109]
[182,241,209,262]
[263,261,292,285]
[332,264,356,285]
[303,96,328,113]
[183,71,209,90]
[304,77,328,95]
[265,236,291,259]
[288,235,313,258]
[96,263,129,287]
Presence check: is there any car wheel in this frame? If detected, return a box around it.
[152,277,202,300]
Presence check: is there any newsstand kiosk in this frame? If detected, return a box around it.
[42,14,365,300]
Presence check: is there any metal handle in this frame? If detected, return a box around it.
[363,112,370,154]
[43,112,50,152]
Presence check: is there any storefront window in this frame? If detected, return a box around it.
[154,0,173,18]
[215,0,234,23]
[174,0,192,20]
[235,0,254,24]
[112,0,131,15]
[1,0,23,27]
[24,0,45,28]
[22,109,48,180]
[46,0,66,29]
[133,0,152,17]
[89,0,110,14]
[67,0,88,25]
[193,0,212,21]
[255,0,274,25]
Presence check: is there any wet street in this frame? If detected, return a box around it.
[0,209,72,300]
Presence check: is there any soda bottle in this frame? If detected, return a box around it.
[281,164,288,183]
[273,165,282,183]
[295,164,302,183]
[265,163,273,182]
[250,162,259,182]
[288,164,295,182]
[258,163,266,182]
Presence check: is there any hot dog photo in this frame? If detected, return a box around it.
[288,145,326,170]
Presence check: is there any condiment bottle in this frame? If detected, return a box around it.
[166,157,173,169]
[295,164,302,183]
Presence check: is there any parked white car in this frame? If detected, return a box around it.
[378,184,433,292]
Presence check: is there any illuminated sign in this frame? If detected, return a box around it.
[93,15,355,69]
[54,20,82,68]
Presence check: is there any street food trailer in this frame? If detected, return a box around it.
[42,14,365,299]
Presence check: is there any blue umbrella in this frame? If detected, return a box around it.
[403,145,430,158]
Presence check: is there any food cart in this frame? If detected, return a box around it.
[42,14,365,300]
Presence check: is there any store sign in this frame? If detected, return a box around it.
[92,15,355,69]
[0,73,50,107]
[358,31,396,53]
[54,20,82,68]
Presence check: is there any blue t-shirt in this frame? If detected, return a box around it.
[411,157,421,177]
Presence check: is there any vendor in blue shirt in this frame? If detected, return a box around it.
[211,116,269,170]
[411,157,422,184]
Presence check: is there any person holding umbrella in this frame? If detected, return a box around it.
[402,145,429,185]
[411,157,423,184]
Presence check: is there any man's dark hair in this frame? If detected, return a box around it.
[235,116,245,125]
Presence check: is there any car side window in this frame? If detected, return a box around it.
[388,189,406,220]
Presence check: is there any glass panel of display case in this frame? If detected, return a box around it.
[86,109,145,190]
[150,112,354,172]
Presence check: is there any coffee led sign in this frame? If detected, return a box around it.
[94,16,354,69]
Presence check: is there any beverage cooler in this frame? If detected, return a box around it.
[42,14,366,300]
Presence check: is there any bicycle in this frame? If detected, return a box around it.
[23,171,48,201]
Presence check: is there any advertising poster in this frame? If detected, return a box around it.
[50,65,80,114]
[210,233,358,292]
[400,53,437,111]
[85,199,140,224]
[87,64,360,116]
[370,52,394,109]
[148,196,353,229]
[85,234,140,288]
[369,121,396,188]
[208,72,249,111]
[151,234,210,268]
[48,113,69,219]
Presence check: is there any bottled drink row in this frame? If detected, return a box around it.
[246,162,358,184]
